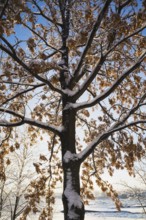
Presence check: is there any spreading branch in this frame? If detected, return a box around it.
[0,43,64,95]
[69,0,112,88]
[0,0,9,19]
[0,108,62,136]
[71,24,146,101]
[72,51,146,111]
[78,93,146,162]
[0,83,45,106]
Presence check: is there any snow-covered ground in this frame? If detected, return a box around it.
[53,213,145,220]
[53,191,146,220]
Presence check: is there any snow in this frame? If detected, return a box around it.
[63,151,78,163]
[24,117,64,134]
[64,167,83,219]
[78,137,100,160]
[58,60,65,66]
[57,126,64,132]
[64,189,83,210]
[62,88,76,96]
[71,100,92,109]
[62,152,84,219]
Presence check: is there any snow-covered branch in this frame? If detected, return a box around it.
[0,108,62,136]
[0,44,63,95]
[73,51,146,111]
[23,118,63,136]
[71,24,146,101]
[69,0,112,87]
[72,55,106,101]
[78,95,146,162]
[78,118,146,163]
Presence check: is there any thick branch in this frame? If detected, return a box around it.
[78,94,146,162]
[69,0,112,88]
[73,51,146,111]
[71,24,146,101]
[23,118,63,136]
[78,118,146,163]
[0,108,62,136]
[0,0,9,19]
[0,44,63,95]
[72,55,106,100]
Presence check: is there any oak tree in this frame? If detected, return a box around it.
[0,0,146,219]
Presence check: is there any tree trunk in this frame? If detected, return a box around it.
[58,2,84,216]
[61,100,85,220]
[62,160,85,220]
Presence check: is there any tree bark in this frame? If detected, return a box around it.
[62,160,84,220]
[59,1,85,216]
[61,98,85,220]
